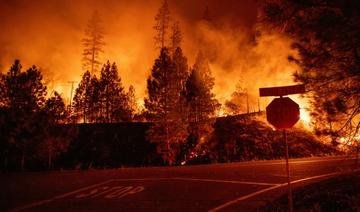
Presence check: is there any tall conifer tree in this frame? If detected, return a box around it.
[72,71,92,123]
[154,0,171,49]
[184,52,220,152]
[145,48,189,165]
[0,60,47,170]
[170,21,182,55]
[82,10,105,75]
[98,61,129,122]
[259,0,360,145]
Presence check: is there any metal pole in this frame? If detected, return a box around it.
[68,81,77,108]
[284,129,293,212]
[246,89,249,114]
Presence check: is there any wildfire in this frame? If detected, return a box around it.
[300,108,311,125]
[49,83,75,105]
[53,84,65,95]
[218,107,227,117]
[292,95,312,128]
[338,134,360,151]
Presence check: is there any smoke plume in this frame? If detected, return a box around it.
[0,0,308,117]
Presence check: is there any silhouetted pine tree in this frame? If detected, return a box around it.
[126,85,137,120]
[82,10,105,75]
[145,48,189,165]
[0,60,47,170]
[98,61,130,122]
[73,62,131,123]
[41,92,69,169]
[0,61,74,171]
[169,21,182,55]
[225,79,252,115]
[183,52,220,153]
[172,47,192,162]
[259,0,360,145]
[172,47,189,94]
[88,75,101,122]
[169,21,187,90]
[154,0,171,49]
[44,92,67,124]
[72,70,93,123]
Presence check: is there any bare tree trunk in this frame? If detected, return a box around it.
[84,106,86,123]
[161,16,165,48]
[246,90,249,114]
[166,121,172,166]
[106,99,110,123]
[91,45,95,74]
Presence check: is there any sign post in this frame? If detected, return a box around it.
[259,84,305,212]
[283,129,292,212]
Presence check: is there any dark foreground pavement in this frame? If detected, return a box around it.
[1,156,358,212]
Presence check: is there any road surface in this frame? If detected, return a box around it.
[0,156,358,211]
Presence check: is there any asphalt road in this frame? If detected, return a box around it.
[1,156,358,212]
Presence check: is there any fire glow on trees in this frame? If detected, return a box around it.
[0,0,311,124]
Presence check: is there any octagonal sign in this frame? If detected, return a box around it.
[266,97,300,129]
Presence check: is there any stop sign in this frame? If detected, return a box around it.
[266,97,300,129]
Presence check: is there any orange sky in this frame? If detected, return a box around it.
[0,0,309,118]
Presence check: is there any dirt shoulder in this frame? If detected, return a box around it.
[262,171,360,212]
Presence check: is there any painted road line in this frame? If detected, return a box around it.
[209,184,283,212]
[104,186,145,199]
[173,177,280,186]
[209,169,360,212]
[75,185,112,198]
[10,179,115,212]
[9,178,180,211]
[75,185,145,199]
[9,177,278,211]
[11,179,147,211]
[10,169,358,212]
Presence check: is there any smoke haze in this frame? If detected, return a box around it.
[0,0,305,114]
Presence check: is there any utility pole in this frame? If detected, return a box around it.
[246,89,249,114]
[68,81,77,109]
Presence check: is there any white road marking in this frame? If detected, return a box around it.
[209,169,360,212]
[105,186,144,199]
[10,167,359,212]
[209,184,283,212]
[81,186,112,198]
[104,186,134,198]
[173,177,280,186]
[8,177,280,211]
[10,179,115,212]
[11,178,178,211]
